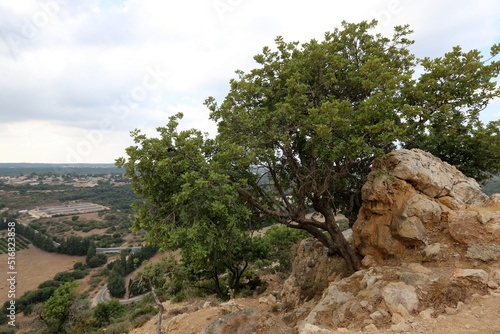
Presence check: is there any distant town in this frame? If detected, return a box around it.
[0,173,128,188]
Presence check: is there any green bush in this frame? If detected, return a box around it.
[256,225,308,273]
[92,300,126,327]
[87,254,108,268]
[38,280,62,289]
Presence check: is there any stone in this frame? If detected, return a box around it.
[200,308,259,334]
[299,324,333,334]
[364,324,378,332]
[395,303,412,320]
[353,149,489,261]
[382,282,419,314]
[390,322,411,332]
[466,242,500,261]
[407,263,432,274]
[422,243,441,259]
[490,269,500,284]
[445,306,457,315]
[281,238,348,307]
[419,308,434,320]
[391,312,405,324]
[448,211,500,244]
[483,193,500,207]
[220,300,241,313]
[361,255,378,267]
[369,311,385,322]
[383,149,486,203]
[408,263,433,275]
[450,269,489,286]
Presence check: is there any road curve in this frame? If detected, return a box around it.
[93,285,149,306]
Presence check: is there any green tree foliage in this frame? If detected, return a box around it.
[129,256,186,299]
[92,299,125,327]
[40,281,79,332]
[87,253,108,268]
[205,21,500,271]
[116,118,265,297]
[119,21,499,275]
[107,270,126,298]
[402,47,500,181]
[255,225,309,273]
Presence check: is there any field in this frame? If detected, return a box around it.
[0,245,85,304]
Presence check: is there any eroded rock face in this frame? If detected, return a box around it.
[200,308,260,334]
[281,238,348,307]
[353,149,497,261]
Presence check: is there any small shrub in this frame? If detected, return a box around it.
[129,305,157,321]
[105,322,130,334]
[132,314,152,328]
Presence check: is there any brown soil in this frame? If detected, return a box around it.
[0,245,85,304]
[129,286,500,334]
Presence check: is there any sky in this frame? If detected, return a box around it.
[0,0,499,163]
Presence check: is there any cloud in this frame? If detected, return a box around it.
[0,0,498,162]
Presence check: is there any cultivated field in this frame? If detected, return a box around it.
[0,245,85,304]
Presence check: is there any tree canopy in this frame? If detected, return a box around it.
[119,20,500,274]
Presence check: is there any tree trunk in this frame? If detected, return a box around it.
[318,203,361,273]
[151,287,164,334]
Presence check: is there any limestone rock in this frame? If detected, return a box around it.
[422,243,441,260]
[490,269,500,284]
[200,308,259,334]
[369,311,385,322]
[383,149,486,203]
[299,324,334,334]
[281,238,348,306]
[450,269,489,286]
[483,193,500,207]
[381,282,419,314]
[448,210,500,244]
[361,255,378,268]
[353,149,493,261]
[419,308,434,319]
[364,324,378,332]
[466,242,500,261]
[407,263,433,275]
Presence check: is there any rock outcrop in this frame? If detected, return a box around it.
[352,148,498,262]
[281,238,349,307]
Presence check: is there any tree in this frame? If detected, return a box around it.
[85,241,96,264]
[116,116,266,297]
[92,299,125,327]
[120,21,500,275]
[40,281,79,332]
[402,46,500,182]
[206,20,500,272]
[107,270,126,298]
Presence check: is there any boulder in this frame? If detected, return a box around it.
[200,308,259,334]
[466,242,500,262]
[353,149,496,261]
[281,238,348,306]
[447,210,500,244]
[381,282,419,314]
[449,269,489,286]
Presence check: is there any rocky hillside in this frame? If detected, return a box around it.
[132,149,500,333]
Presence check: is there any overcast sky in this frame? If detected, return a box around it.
[0,0,499,163]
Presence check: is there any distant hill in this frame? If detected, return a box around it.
[0,163,124,176]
